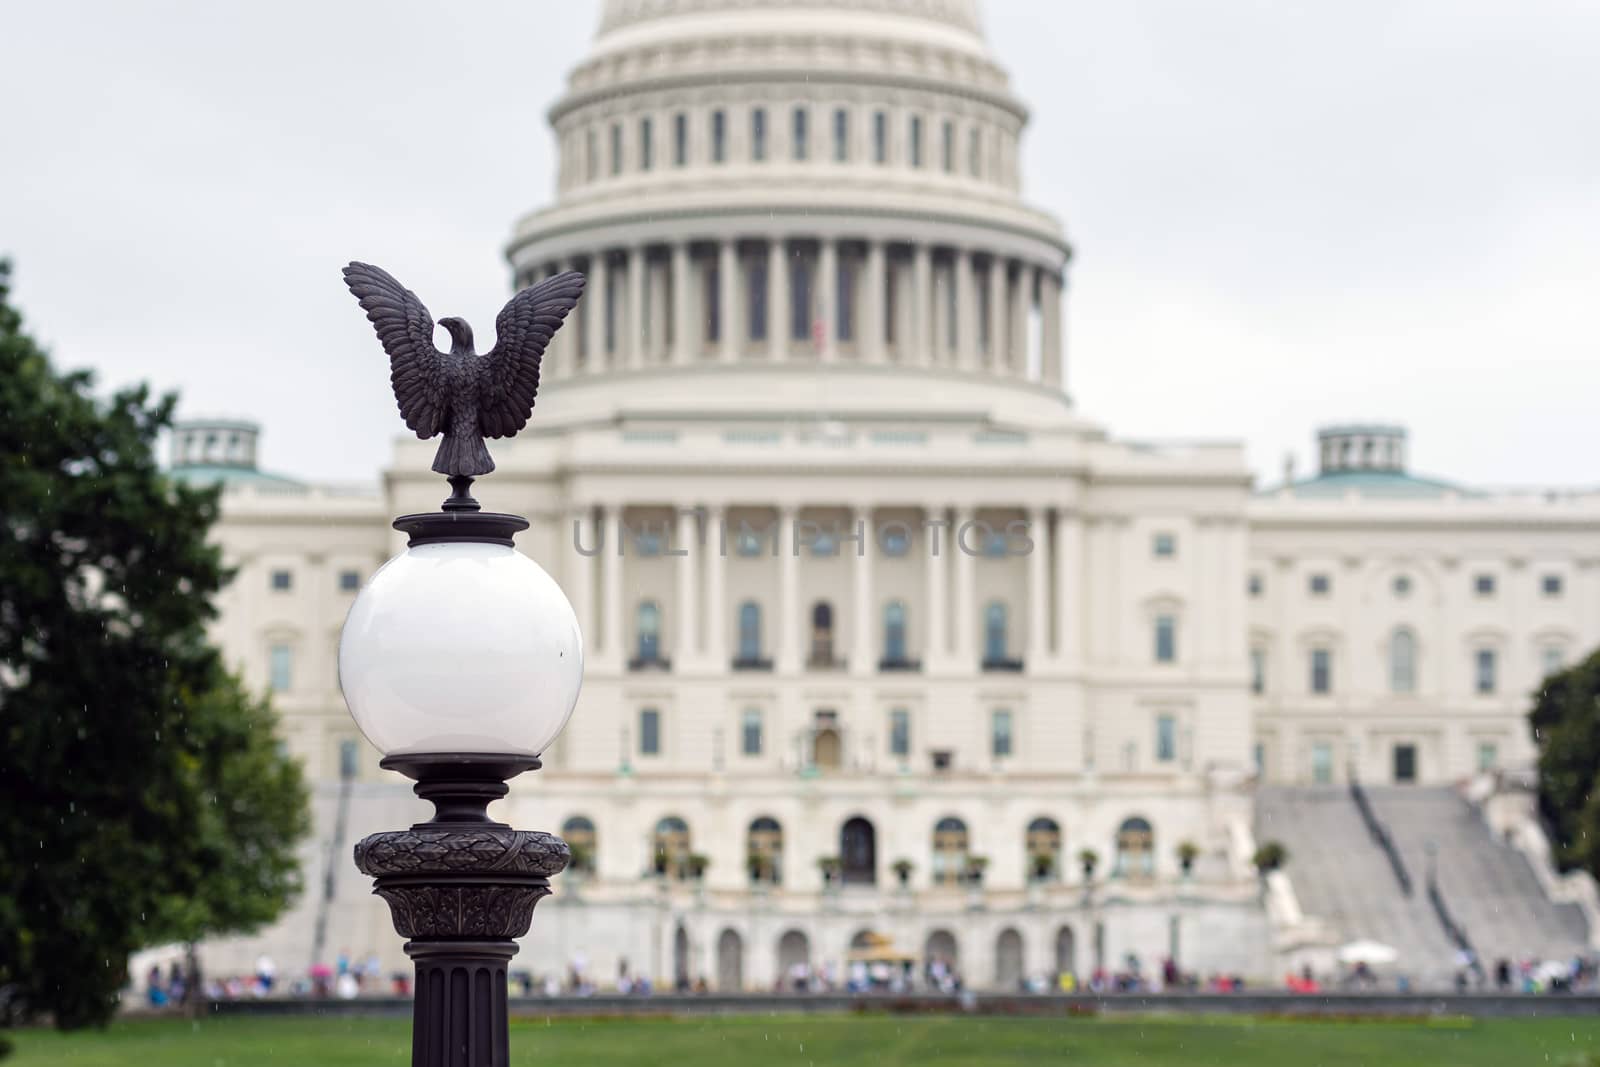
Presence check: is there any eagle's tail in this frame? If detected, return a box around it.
[431,433,495,477]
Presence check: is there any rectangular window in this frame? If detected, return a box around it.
[711,109,726,162]
[1152,532,1176,558]
[639,708,661,755]
[269,644,292,693]
[1477,741,1498,771]
[790,257,813,342]
[1154,615,1176,663]
[968,126,980,176]
[741,708,763,756]
[270,569,292,591]
[747,258,768,340]
[1543,574,1564,597]
[991,709,1013,758]
[1250,647,1266,695]
[1311,741,1333,784]
[751,107,767,161]
[586,128,598,180]
[673,112,687,166]
[1248,573,1263,597]
[889,708,910,758]
[832,107,848,162]
[1475,648,1497,694]
[639,116,653,170]
[873,110,887,163]
[610,122,623,175]
[1155,714,1176,762]
[1474,573,1496,596]
[909,115,923,167]
[792,106,808,160]
[1309,573,1330,596]
[1310,648,1332,694]
[1543,645,1565,677]
[941,120,953,171]
[338,569,361,592]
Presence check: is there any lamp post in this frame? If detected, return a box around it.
[336,263,586,1067]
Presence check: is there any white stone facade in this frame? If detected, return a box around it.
[184,0,1598,989]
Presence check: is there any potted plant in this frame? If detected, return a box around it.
[818,856,842,886]
[1177,841,1200,877]
[964,855,989,886]
[567,841,594,878]
[891,858,914,888]
[1252,841,1288,875]
[652,846,669,877]
[1078,848,1099,882]
[1030,850,1056,882]
[687,853,710,880]
[747,851,769,884]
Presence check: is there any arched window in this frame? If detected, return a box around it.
[1026,817,1062,882]
[984,601,1009,664]
[840,816,877,885]
[653,815,692,880]
[883,600,908,664]
[747,816,782,884]
[932,816,970,886]
[1389,628,1416,694]
[562,815,597,876]
[737,601,763,663]
[635,600,661,664]
[1114,816,1154,880]
[810,601,835,666]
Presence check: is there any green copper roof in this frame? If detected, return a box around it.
[1261,469,1479,500]
[169,464,306,490]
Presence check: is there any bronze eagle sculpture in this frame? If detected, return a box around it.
[342,262,585,477]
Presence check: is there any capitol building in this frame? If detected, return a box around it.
[184,0,1600,989]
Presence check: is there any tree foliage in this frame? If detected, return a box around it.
[0,260,309,1032]
[1531,648,1600,876]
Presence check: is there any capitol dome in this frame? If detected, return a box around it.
[505,0,1070,417]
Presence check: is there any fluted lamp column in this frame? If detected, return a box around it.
[337,270,588,1067]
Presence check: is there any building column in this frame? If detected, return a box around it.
[953,505,975,666]
[851,505,873,676]
[671,242,693,365]
[627,246,647,370]
[912,242,932,366]
[1009,260,1029,377]
[925,505,948,663]
[675,508,697,667]
[777,505,799,671]
[862,239,885,362]
[986,254,1007,371]
[1041,268,1063,388]
[587,250,610,374]
[719,240,739,362]
[704,505,726,663]
[1053,510,1082,666]
[817,236,838,361]
[1027,506,1049,667]
[569,506,596,647]
[601,504,625,666]
[956,249,978,371]
[769,238,788,362]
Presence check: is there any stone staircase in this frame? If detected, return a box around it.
[1368,786,1589,966]
[1256,786,1458,985]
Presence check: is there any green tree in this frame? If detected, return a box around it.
[1531,648,1600,875]
[0,260,309,1035]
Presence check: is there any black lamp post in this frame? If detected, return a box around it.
[336,263,586,1066]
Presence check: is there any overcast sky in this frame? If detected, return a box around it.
[5,1,1597,487]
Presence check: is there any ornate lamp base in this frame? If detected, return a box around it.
[355,754,568,1067]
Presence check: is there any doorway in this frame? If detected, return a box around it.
[1393,743,1417,784]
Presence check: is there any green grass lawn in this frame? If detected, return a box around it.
[9,1012,1600,1066]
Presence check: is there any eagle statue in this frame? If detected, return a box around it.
[342,261,585,478]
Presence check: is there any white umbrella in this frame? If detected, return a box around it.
[1338,940,1399,966]
[1535,959,1572,983]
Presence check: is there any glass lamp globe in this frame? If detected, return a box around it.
[339,541,583,756]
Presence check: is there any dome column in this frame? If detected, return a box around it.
[719,241,739,362]
[818,237,838,361]
[986,254,1007,371]
[912,242,932,365]
[1009,260,1028,377]
[862,239,886,363]
[671,242,693,365]
[956,249,978,371]
[627,246,647,370]
[768,238,789,362]
[588,249,610,374]
[1041,268,1063,388]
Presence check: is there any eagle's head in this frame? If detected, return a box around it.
[439,317,475,355]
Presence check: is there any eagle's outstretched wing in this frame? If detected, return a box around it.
[342,262,448,439]
[477,271,585,439]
